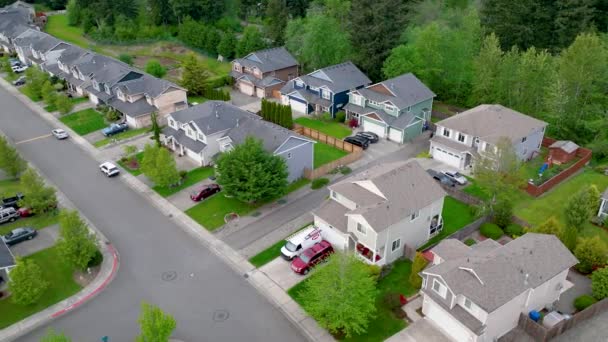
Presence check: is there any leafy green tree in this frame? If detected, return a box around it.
[23,67,49,101]
[586,184,601,216]
[265,0,289,44]
[151,112,161,147]
[470,33,503,105]
[300,252,377,337]
[8,258,49,305]
[145,59,167,78]
[564,188,592,230]
[217,32,237,59]
[154,148,180,188]
[560,224,578,251]
[575,236,608,274]
[177,17,207,49]
[216,137,288,203]
[148,0,175,25]
[19,168,57,214]
[493,197,513,228]
[554,0,596,48]
[66,0,81,26]
[118,53,134,65]
[180,53,208,95]
[409,252,429,289]
[136,302,177,342]
[41,81,56,105]
[57,210,99,271]
[141,144,160,181]
[0,135,26,179]
[55,94,74,115]
[236,26,266,57]
[41,329,72,342]
[204,28,221,55]
[592,267,608,300]
[534,216,563,236]
[169,0,225,23]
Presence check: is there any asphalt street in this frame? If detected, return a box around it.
[0,88,306,341]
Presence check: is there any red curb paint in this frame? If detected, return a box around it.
[51,244,119,318]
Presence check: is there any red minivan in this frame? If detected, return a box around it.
[291,240,334,275]
[190,184,221,202]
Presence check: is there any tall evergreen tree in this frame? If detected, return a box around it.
[217,32,237,59]
[265,0,289,44]
[554,0,596,48]
[470,33,503,105]
[236,26,267,57]
[148,0,174,25]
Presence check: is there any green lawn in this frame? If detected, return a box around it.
[0,246,82,329]
[248,222,312,268]
[59,109,106,136]
[286,178,311,193]
[419,196,478,250]
[0,212,59,236]
[44,96,88,113]
[295,117,352,139]
[314,142,348,168]
[19,85,41,102]
[185,194,257,231]
[117,152,144,176]
[93,127,150,148]
[45,15,91,49]
[153,167,215,197]
[0,179,22,196]
[288,259,416,342]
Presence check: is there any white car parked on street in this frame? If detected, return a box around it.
[100,162,120,177]
[51,129,69,140]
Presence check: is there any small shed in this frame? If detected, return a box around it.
[549,140,579,164]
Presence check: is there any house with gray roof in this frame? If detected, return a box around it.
[0,1,35,53]
[162,101,315,182]
[280,61,371,116]
[430,104,548,170]
[0,239,15,288]
[13,28,61,65]
[421,233,577,342]
[313,160,446,265]
[231,47,299,99]
[344,73,435,144]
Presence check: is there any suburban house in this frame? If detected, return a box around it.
[161,101,315,182]
[231,47,299,99]
[344,73,435,144]
[313,160,446,265]
[421,233,577,342]
[430,104,548,170]
[280,61,371,116]
[0,240,15,286]
[13,28,60,66]
[0,1,35,53]
[598,188,608,220]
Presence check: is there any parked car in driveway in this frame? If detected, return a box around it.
[17,207,34,217]
[344,136,369,150]
[356,131,379,143]
[442,171,467,185]
[12,76,26,86]
[281,226,323,260]
[52,128,69,140]
[0,207,19,224]
[9,58,20,67]
[426,169,456,187]
[190,184,221,202]
[1,193,24,209]
[12,65,27,73]
[100,162,120,177]
[101,123,128,136]
[2,227,37,246]
[291,240,334,275]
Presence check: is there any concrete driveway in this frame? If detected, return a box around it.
[416,157,472,176]
[351,138,405,168]
[9,224,59,257]
[167,179,214,211]
[385,318,452,342]
[230,89,260,107]
[259,257,310,291]
[83,130,104,144]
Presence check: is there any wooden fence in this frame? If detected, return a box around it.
[294,124,363,179]
[526,137,592,197]
[421,215,490,251]
[516,297,608,341]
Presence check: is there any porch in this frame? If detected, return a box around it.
[355,242,387,266]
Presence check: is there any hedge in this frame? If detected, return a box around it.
[311,178,329,190]
[574,295,597,311]
[480,223,504,240]
[204,75,232,89]
[504,224,524,236]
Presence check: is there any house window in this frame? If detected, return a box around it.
[464,298,472,309]
[410,211,420,221]
[168,118,175,128]
[432,279,447,298]
[287,152,292,159]
[352,94,363,106]
[391,238,401,252]
[93,81,99,91]
[407,106,411,112]
[369,100,379,106]
[295,80,303,87]
[356,223,366,235]
[521,137,527,143]
[443,128,450,138]
[458,133,465,143]
[385,104,396,112]
[322,90,331,100]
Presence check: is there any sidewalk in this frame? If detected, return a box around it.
[0,76,332,342]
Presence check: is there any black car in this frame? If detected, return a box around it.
[356,131,379,143]
[344,136,370,150]
[1,193,24,209]
[426,169,456,187]
[2,227,37,246]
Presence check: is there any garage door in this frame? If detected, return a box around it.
[289,98,308,114]
[256,87,265,98]
[363,119,386,138]
[432,146,461,169]
[185,149,203,165]
[239,82,254,96]
[425,299,474,342]
[388,127,402,143]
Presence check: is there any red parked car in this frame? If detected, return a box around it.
[17,207,34,217]
[190,184,221,202]
[291,240,334,275]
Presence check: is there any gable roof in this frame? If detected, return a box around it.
[285,61,371,94]
[329,160,446,231]
[0,240,15,269]
[425,233,577,312]
[436,104,548,145]
[234,47,298,73]
[353,73,435,110]
[549,140,579,154]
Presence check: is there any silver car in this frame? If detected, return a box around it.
[52,129,69,140]
[442,171,467,185]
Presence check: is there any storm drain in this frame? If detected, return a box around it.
[161,271,177,281]
[213,310,230,322]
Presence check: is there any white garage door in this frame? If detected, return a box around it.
[239,82,254,96]
[185,148,203,165]
[432,146,461,169]
[425,299,475,342]
[315,217,348,251]
[363,119,386,138]
[290,99,308,114]
[256,87,265,98]
[388,127,402,143]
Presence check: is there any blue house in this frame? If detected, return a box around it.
[280,61,371,117]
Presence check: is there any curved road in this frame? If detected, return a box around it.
[0,88,306,341]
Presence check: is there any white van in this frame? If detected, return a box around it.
[280,226,323,260]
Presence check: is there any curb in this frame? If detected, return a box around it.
[0,75,332,342]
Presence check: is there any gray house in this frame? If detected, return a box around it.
[162,101,315,182]
[0,1,35,53]
[344,73,436,144]
[430,104,548,170]
[13,28,61,65]
[0,239,15,286]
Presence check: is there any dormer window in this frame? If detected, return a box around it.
[105,84,111,95]
[443,128,450,138]
[385,104,395,112]
[168,118,176,128]
[464,298,472,309]
[432,279,447,298]
[322,90,331,100]
[93,81,99,91]
[295,80,303,87]
[232,63,241,72]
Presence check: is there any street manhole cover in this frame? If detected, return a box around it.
[213,310,230,322]
[161,271,177,281]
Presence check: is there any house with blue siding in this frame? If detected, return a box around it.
[162,101,315,182]
[280,61,371,116]
[344,73,435,144]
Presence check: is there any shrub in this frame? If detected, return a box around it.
[464,238,476,246]
[574,295,597,311]
[409,252,429,289]
[416,151,431,158]
[339,166,351,175]
[335,111,346,123]
[87,249,103,268]
[179,170,187,179]
[118,53,133,65]
[55,94,74,115]
[592,267,608,300]
[384,293,402,310]
[480,223,504,240]
[320,112,332,122]
[493,198,513,228]
[368,264,381,280]
[311,178,329,189]
[348,118,359,128]
[504,224,524,236]
[105,108,122,122]
[575,236,608,274]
